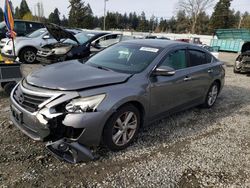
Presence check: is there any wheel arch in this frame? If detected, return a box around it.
[213,79,221,93]
[18,46,38,57]
[241,42,250,53]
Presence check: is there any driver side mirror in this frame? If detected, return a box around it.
[43,35,50,40]
[152,66,176,76]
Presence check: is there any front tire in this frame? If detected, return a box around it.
[103,104,141,151]
[19,47,37,64]
[234,66,241,73]
[202,82,219,108]
[3,82,16,95]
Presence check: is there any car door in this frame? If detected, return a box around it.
[149,48,195,119]
[186,48,214,101]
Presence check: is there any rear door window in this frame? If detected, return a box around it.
[188,50,207,67]
[14,22,26,34]
[161,49,187,70]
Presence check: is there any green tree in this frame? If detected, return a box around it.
[61,15,69,27]
[196,11,210,34]
[48,8,61,25]
[176,10,189,33]
[131,12,139,30]
[68,0,93,28]
[138,11,149,32]
[22,12,33,21]
[14,6,20,19]
[178,0,215,34]
[19,0,31,19]
[209,0,233,32]
[0,8,3,22]
[241,12,250,29]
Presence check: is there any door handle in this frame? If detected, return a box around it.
[183,76,192,81]
[208,69,214,73]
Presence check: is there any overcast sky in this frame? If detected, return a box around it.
[0,0,249,19]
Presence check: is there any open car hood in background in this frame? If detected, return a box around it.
[45,23,79,44]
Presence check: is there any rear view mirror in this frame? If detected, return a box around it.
[43,35,50,40]
[152,66,176,76]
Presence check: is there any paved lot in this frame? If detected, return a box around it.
[0,53,249,187]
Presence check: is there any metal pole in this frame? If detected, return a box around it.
[12,37,16,59]
[238,15,243,29]
[104,0,107,31]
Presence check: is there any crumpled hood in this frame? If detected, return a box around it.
[26,60,131,90]
[45,23,79,44]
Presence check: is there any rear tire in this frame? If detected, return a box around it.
[202,82,219,108]
[1,82,7,89]
[234,66,241,74]
[19,47,37,64]
[3,82,16,96]
[103,104,141,151]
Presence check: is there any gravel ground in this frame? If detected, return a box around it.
[0,52,249,187]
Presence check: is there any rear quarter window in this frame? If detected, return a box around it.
[188,50,207,67]
[14,22,26,33]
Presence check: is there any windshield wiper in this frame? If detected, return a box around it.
[87,63,113,72]
[96,65,113,71]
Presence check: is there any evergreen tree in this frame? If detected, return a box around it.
[176,10,189,33]
[209,0,233,32]
[131,12,139,30]
[0,8,3,22]
[138,11,149,32]
[69,0,93,28]
[196,11,210,34]
[61,15,69,27]
[14,7,20,19]
[48,8,61,25]
[241,12,250,29]
[19,0,31,19]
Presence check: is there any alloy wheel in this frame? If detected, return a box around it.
[24,50,36,63]
[112,111,138,146]
[208,85,218,106]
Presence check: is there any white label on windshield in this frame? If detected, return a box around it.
[140,47,159,53]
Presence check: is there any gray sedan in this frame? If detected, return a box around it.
[10,40,225,163]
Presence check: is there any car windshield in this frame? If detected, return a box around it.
[27,28,47,38]
[86,43,161,74]
[64,32,89,45]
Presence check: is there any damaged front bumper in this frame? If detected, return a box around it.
[46,138,95,163]
[10,82,107,163]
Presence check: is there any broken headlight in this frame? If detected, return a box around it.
[52,46,72,55]
[65,94,106,113]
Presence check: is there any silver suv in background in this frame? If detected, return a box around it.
[1,28,80,63]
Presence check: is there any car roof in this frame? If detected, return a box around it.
[14,19,43,24]
[122,39,188,48]
[122,39,208,52]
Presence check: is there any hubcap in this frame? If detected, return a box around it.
[24,51,36,63]
[208,85,218,106]
[112,111,138,146]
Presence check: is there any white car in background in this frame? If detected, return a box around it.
[1,28,81,63]
[201,45,219,59]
